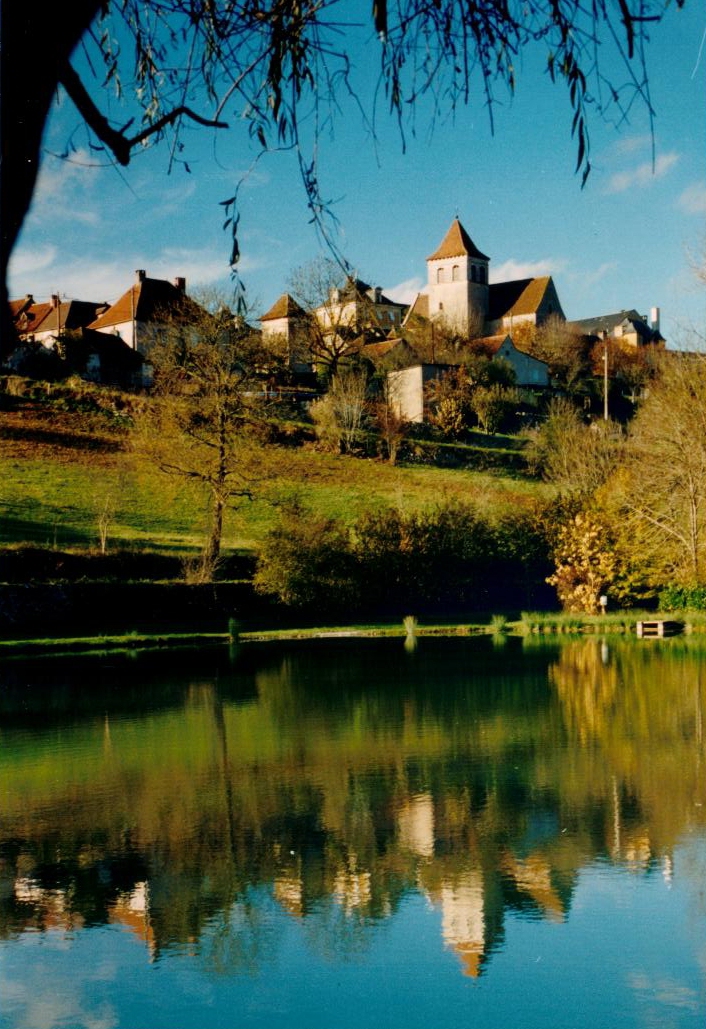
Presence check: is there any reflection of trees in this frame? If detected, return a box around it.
[550,638,706,855]
[1,637,705,976]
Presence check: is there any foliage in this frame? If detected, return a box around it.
[256,497,553,612]
[610,352,706,585]
[252,499,356,609]
[426,358,520,439]
[472,383,520,434]
[546,510,617,613]
[659,584,706,611]
[372,391,409,466]
[526,397,624,494]
[524,315,593,396]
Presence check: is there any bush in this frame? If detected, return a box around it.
[255,498,555,615]
[659,584,706,611]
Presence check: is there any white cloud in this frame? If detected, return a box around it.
[604,152,679,194]
[8,245,265,306]
[610,133,654,157]
[490,258,567,283]
[677,181,706,215]
[566,261,618,290]
[31,150,102,221]
[386,276,424,304]
[8,244,57,283]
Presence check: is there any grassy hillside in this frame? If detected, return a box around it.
[1,381,550,557]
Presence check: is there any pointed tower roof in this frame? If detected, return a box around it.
[260,293,306,321]
[427,219,489,262]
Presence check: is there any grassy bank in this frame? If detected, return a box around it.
[4,609,705,657]
[1,386,549,554]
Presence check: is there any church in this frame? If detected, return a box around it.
[405,218,565,337]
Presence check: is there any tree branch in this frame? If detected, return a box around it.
[59,59,228,167]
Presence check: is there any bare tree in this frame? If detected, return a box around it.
[527,397,624,495]
[310,369,369,453]
[2,1,683,354]
[132,298,280,579]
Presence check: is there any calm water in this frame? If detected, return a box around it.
[1,635,705,1029]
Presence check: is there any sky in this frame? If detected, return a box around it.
[8,2,706,347]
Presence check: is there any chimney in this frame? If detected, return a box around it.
[51,293,60,308]
[173,276,186,293]
[136,269,146,283]
[374,286,382,303]
[650,306,660,333]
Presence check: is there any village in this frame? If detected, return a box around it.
[6,217,665,428]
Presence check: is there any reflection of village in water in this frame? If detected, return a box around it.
[1,636,704,977]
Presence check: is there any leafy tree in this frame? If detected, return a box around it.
[528,315,593,396]
[2,1,683,353]
[132,298,280,579]
[472,383,520,434]
[610,351,706,586]
[546,511,617,613]
[372,388,409,466]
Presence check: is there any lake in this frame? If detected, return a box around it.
[1,635,705,1028]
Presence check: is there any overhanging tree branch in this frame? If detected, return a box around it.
[59,59,229,167]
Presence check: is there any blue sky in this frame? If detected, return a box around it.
[8,2,706,346]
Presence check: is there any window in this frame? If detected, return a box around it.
[439,302,444,311]
[437,267,445,284]
[479,266,486,285]
[471,265,477,283]
[452,265,460,282]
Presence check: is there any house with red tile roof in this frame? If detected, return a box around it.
[87,270,201,353]
[13,293,108,345]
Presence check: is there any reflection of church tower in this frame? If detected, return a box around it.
[439,871,487,977]
[427,218,490,335]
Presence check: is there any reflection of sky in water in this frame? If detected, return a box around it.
[2,838,705,1029]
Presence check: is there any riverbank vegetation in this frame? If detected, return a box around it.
[2,334,706,632]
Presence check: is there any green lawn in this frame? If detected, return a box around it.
[0,390,550,555]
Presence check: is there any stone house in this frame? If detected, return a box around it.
[475,335,550,387]
[568,308,664,349]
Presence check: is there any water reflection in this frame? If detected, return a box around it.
[1,637,705,993]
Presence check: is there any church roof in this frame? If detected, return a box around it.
[488,277,553,321]
[260,293,306,321]
[427,219,490,262]
[403,292,430,323]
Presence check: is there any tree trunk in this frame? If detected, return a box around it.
[203,492,225,579]
[1,3,101,356]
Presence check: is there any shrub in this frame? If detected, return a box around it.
[659,584,706,611]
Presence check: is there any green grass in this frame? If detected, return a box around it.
[1,413,550,555]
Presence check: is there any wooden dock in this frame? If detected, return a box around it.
[636,620,684,639]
